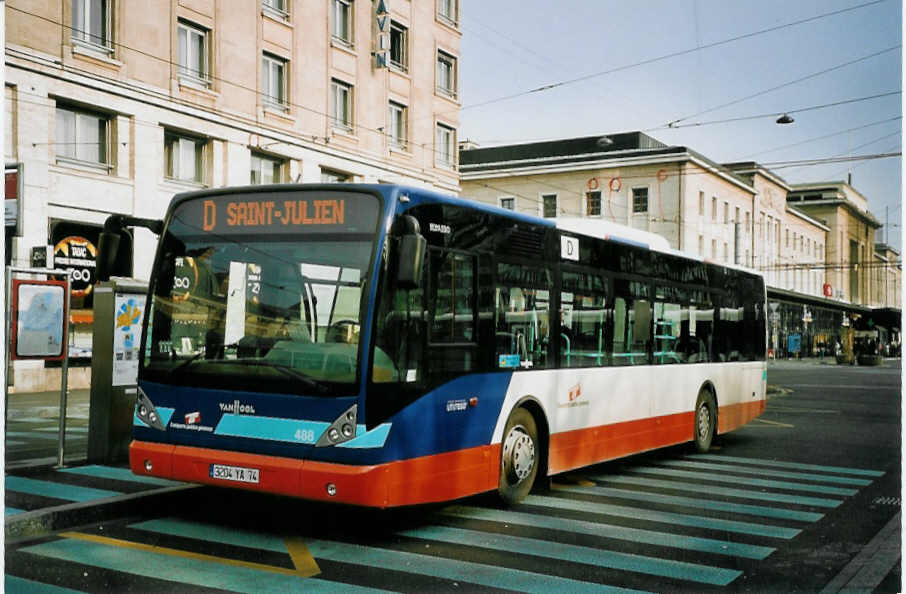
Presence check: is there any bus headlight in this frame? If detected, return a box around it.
[315,404,358,447]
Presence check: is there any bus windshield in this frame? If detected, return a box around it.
[141,190,382,396]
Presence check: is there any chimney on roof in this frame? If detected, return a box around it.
[848,172,852,186]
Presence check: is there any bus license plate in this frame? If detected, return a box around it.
[210,464,260,484]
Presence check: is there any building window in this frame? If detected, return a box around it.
[723,242,728,262]
[331,0,352,46]
[586,191,601,217]
[712,239,717,259]
[330,79,353,132]
[178,21,210,85]
[542,194,558,218]
[632,188,648,213]
[435,123,455,168]
[250,152,284,184]
[437,50,458,99]
[745,210,750,229]
[698,234,703,256]
[437,0,458,26]
[390,21,408,71]
[711,196,717,220]
[723,202,729,224]
[499,197,515,210]
[72,0,112,51]
[55,104,109,167]
[698,191,704,216]
[388,101,407,150]
[164,131,205,184]
[321,168,350,183]
[735,206,740,224]
[262,53,288,109]
[262,0,289,19]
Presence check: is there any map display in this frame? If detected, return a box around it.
[12,280,66,359]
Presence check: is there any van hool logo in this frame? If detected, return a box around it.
[219,400,256,415]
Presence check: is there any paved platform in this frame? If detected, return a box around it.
[5,464,199,540]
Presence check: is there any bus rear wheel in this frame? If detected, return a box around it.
[498,407,539,505]
[693,391,716,453]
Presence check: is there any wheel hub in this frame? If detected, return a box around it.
[502,425,535,484]
[698,403,711,439]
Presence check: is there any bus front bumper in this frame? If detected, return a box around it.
[130,440,498,508]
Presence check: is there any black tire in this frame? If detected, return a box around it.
[693,390,716,453]
[498,407,539,505]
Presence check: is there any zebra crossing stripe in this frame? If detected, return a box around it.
[5,476,121,502]
[590,474,843,508]
[20,533,377,594]
[59,465,185,487]
[5,575,83,594]
[398,524,742,586]
[523,495,801,539]
[131,518,644,594]
[306,538,649,594]
[628,466,858,496]
[553,483,824,522]
[441,506,775,560]
[688,455,885,478]
[658,460,872,486]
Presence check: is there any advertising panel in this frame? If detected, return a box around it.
[10,279,68,360]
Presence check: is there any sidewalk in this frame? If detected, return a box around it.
[5,464,199,540]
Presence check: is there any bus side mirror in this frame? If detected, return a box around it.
[97,214,164,281]
[97,230,121,282]
[395,232,426,290]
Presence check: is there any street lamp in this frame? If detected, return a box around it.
[776,113,794,125]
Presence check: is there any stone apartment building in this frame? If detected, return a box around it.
[5,0,462,389]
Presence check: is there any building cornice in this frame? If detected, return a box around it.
[786,198,882,228]
[462,151,756,194]
[786,206,830,231]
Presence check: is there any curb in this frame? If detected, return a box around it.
[5,484,201,542]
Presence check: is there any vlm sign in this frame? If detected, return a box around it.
[373,0,390,69]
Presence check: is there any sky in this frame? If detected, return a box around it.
[458,0,902,251]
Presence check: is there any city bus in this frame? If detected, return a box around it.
[109,183,766,507]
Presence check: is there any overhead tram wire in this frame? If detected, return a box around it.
[737,116,902,160]
[661,45,900,128]
[648,91,902,131]
[439,0,893,118]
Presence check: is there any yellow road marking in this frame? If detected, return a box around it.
[60,531,316,577]
[286,536,321,577]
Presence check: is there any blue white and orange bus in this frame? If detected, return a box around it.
[104,183,766,507]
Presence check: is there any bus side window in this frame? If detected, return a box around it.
[612,279,652,366]
[654,301,683,364]
[560,269,608,368]
[427,250,477,379]
[495,263,551,370]
[372,279,425,384]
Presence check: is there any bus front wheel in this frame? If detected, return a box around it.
[693,390,716,453]
[498,407,539,505]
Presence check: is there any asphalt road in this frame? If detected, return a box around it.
[5,360,901,593]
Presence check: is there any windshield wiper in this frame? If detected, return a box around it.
[225,359,329,394]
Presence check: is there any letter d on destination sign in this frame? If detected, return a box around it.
[561,236,579,261]
[203,200,216,231]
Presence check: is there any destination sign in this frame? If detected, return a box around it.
[170,191,380,236]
